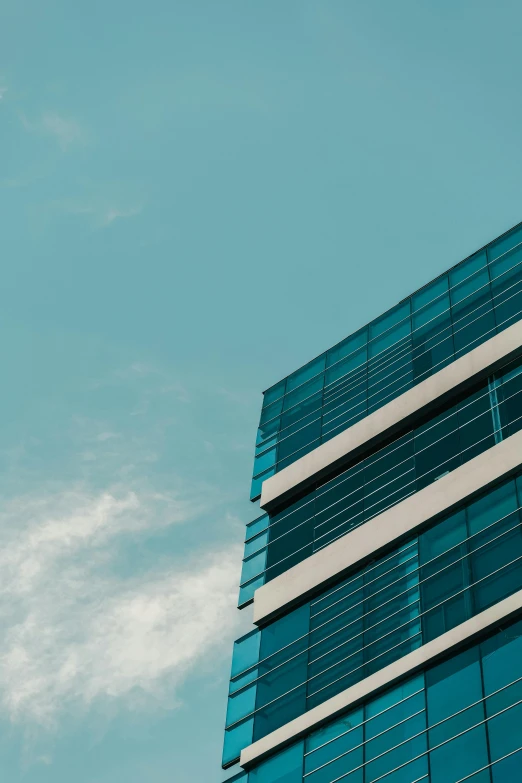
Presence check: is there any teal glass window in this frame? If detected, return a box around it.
[226,617,522,777]
[252,221,522,500]
[230,471,522,758]
[243,351,522,595]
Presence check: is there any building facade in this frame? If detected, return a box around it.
[222,221,522,783]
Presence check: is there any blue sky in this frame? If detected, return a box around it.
[2,1,522,781]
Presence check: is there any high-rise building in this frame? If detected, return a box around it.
[222,221,522,783]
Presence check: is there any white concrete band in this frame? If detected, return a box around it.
[253,429,522,625]
[260,319,522,510]
[241,589,522,769]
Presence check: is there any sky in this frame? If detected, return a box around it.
[2,1,522,781]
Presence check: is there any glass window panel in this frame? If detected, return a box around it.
[489,240,522,331]
[306,707,363,754]
[412,291,450,330]
[277,419,322,465]
[259,603,310,661]
[366,674,423,719]
[412,275,449,312]
[368,319,411,359]
[491,748,522,782]
[222,718,254,767]
[260,397,284,425]
[226,683,257,726]
[250,467,275,501]
[467,479,517,535]
[488,223,522,263]
[481,617,522,699]
[306,746,363,783]
[244,529,269,558]
[370,301,411,340]
[254,684,307,740]
[305,715,363,783]
[364,726,426,783]
[286,355,326,393]
[498,359,522,436]
[412,310,454,383]
[429,725,489,783]
[280,392,323,432]
[470,523,522,613]
[420,509,467,562]
[257,418,279,446]
[414,406,461,488]
[253,446,277,476]
[249,741,304,783]
[246,514,269,542]
[366,690,425,743]
[263,380,286,408]
[256,433,278,455]
[450,251,487,288]
[450,265,494,356]
[283,375,324,412]
[240,548,267,585]
[238,574,264,607]
[327,328,368,368]
[231,630,261,679]
[426,647,483,744]
[325,347,367,387]
[450,268,489,308]
[457,384,496,461]
[487,702,522,762]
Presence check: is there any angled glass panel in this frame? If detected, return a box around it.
[286,355,326,393]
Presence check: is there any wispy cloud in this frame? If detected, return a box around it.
[0,483,241,726]
[102,205,143,226]
[20,111,87,150]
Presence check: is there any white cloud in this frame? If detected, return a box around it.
[0,485,242,726]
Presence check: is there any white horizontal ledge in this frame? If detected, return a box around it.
[241,589,522,769]
[260,320,522,511]
[253,429,522,626]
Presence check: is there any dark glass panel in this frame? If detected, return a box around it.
[249,740,304,783]
[263,380,286,408]
[450,253,495,357]
[412,308,454,384]
[327,328,368,368]
[490,241,522,333]
[412,275,449,313]
[491,752,522,782]
[414,406,460,489]
[231,630,261,679]
[276,418,322,466]
[426,647,484,746]
[457,382,496,461]
[498,359,522,437]
[286,355,326,394]
[222,718,254,767]
[283,375,324,412]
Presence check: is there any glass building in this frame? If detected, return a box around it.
[223,221,522,783]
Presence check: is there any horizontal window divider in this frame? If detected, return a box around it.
[255,285,522,485]
[302,687,425,758]
[231,547,522,715]
[258,256,522,442]
[252,377,522,566]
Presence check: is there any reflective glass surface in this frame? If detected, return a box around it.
[239,353,522,603]
[252,222,522,499]
[223,473,522,762]
[226,615,522,781]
